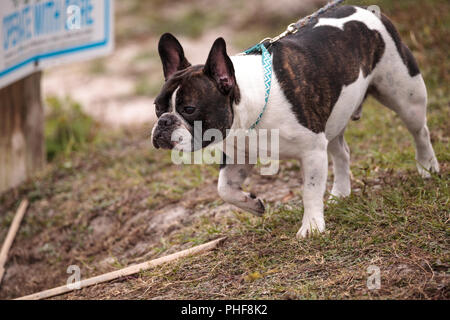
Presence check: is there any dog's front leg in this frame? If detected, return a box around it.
[296,144,328,238]
[217,163,265,216]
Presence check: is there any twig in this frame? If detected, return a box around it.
[15,237,227,300]
[0,199,29,285]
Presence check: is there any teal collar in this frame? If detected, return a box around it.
[243,43,273,130]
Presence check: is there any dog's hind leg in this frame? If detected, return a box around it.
[371,16,439,177]
[370,73,439,178]
[328,130,351,200]
[218,163,265,216]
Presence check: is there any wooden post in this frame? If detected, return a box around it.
[0,72,45,193]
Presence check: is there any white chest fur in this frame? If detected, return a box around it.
[230,53,358,159]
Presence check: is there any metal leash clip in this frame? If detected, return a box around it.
[260,23,298,44]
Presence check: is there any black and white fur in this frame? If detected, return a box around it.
[151,6,439,238]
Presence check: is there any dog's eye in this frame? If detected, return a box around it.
[183,106,195,114]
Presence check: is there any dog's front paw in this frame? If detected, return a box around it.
[296,216,325,239]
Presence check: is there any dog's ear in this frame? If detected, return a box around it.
[204,38,236,95]
[158,33,191,81]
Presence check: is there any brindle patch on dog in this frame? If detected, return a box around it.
[154,67,200,117]
[175,70,235,136]
[267,5,385,133]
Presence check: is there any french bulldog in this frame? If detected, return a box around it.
[151,6,439,238]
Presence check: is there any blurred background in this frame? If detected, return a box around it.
[43,0,328,129]
[0,0,448,299]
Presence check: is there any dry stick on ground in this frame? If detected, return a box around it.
[16,236,227,300]
[0,199,29,285]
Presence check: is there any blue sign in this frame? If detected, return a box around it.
[0,0,114,88]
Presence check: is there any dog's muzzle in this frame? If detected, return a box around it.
[151,113,181,150]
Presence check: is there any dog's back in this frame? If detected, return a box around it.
[268,5,423,141]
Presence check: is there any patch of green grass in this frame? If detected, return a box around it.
[44,96,99,161]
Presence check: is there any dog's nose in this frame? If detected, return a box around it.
[159,117,173,127]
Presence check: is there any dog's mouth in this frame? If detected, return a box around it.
[151,113,187,150]
[152,137,170,150]
[152,124,190,150]
[152,131,176,150]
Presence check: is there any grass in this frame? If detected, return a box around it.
[112,166,447,300]
[45,96,99,161]
[0,0,449,300]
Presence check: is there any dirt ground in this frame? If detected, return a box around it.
[0,0,449,299]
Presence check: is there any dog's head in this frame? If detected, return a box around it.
[151,33,240,152]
